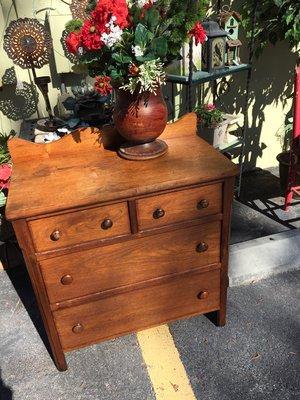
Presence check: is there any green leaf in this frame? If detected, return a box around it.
[144,8,160,33]
[136,52,156,62]
[112,53,132,64]
[134,23,154,47]
[151,37,168,58]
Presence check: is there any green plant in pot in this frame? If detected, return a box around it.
[64,0,208,160]
[195,103,229,148]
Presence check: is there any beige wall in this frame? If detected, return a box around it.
[0,0,298,169]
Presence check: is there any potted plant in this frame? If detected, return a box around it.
[64,0,208,159]
[195,103,231,148]
[276,117,300,192]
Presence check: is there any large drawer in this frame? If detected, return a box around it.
[29,202,131,252]
[54,269,221,351]
[40,221,221,303]
[136,183,222,231]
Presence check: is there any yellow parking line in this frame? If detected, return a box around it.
[137,325,197,400]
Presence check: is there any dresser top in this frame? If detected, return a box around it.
[6,113,238,220]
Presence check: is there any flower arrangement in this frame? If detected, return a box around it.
[195,104,224,128]
[65,0,208,95]
[0,132,13,207]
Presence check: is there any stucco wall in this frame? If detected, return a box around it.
[0,0,298,169]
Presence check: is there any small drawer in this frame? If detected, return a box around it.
[40,221,221,303]
[136,183,222,231]
[54,269,221,351]
[29,202,131,252]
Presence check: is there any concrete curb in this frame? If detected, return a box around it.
[229,229,300,286]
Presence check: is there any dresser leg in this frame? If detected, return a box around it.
[54,353,68,372]
[205,308,226,327]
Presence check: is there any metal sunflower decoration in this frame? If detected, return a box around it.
[70,0,89,20]
[3,18,52,70]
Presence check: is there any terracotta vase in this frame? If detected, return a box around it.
[113,87,168,160]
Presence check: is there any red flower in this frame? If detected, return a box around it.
[66,31,82,54]
[94,76,113,96]
[204,104,216,111]
[92,0,129,30]
[0,164,12,190]
[190,22,207,46]
[81,20,103,51]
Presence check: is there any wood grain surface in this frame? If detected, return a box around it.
[6,114,238,220]
[29,202,130,252]
[40,222,221,303]
[54,269,221,351]
[137,183,222,230]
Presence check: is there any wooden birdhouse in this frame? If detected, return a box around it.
[218,9,242,66]
[201,21,227,73]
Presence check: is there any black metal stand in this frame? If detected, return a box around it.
[166,0,259,195]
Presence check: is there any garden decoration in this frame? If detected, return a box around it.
[70,0,90,20]
[201,20,227,73]
[0,67,39,121]
[218,6,242,66]
[3,18,63,131]
[64,0,208,160]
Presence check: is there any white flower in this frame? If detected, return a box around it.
[121,59,165,94]
[132,45,144,57]
[101,16,123,48]
[136,0,157,7]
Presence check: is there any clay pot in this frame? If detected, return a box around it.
[113,87,168,144]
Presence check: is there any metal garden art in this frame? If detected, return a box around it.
[3,18,63,131]
[64,0,208,160]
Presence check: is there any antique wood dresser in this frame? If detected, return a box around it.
[6,113,238,371]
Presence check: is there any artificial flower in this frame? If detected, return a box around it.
[92,0,129,30]
[0,164,12,190]
[81,20,103,50]
[204,104,216,111]
[190,22,207,46]
[132,45,144,57]
[101,16,124,48]
[66,31,82,54]
[128,63,140,76]
[137,0,156,8]
[94,76,113,96]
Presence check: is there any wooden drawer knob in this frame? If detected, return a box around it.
[60,274,73,285]
[72,323,84,334]
[153,208,165,219]
[197,199,209,209]
[197,291,209,300]
[50,229,61,241]
[196,242,208,253]
[101,218,113,230]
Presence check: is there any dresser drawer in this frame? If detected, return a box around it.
[29,202,131,252]
[40,221,221,303]
[136,183,222,230]
[54,269,220,351]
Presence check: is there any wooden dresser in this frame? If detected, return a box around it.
[6,113,238,371]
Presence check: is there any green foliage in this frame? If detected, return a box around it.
[242,0,300,56]
[0,131,14,165]
[64,0,209,91]
[194,104,224,127]
[65,20,83,33]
